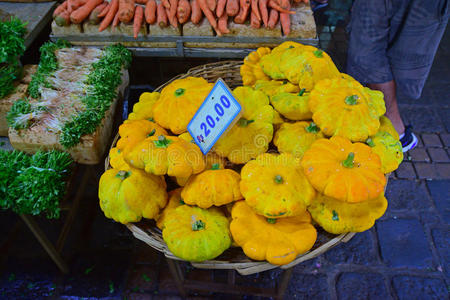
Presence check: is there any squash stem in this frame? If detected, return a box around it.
[306,122,319,133]
[175,88,185,97]
[116,170,131,180]
[238,118,255,127]
[274,175,283,184]
[298,88,306,96]
[345,95,359,105]
[267,218,277,224]
[366,138,375,147]
[192,220,205,231]
[342,152,355,168]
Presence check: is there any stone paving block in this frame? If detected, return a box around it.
[414,163,438,180]
[376,218,433,268]
[422,134,443,148]
[440,133,450,147]
[395,162,417,179]
[401,107,445,133]
[325,230,379,265]
[441,108,450,132]
[431,228,450,278]
[392,276,448,300]
[285,274,329,300]
[435,164,450,179]
[408,148,430,162]
[385,179,432,211]
[428,148,449,162]
[336,273,388,300]
[427,180,450,222]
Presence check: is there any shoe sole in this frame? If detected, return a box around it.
[402,133,418,152]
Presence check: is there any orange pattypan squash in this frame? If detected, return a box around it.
[301,136,386,203]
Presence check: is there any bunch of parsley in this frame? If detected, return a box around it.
[0,150,73,218]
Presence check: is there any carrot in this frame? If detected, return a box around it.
[234,0,250,24]
[259,0,268,27]
[53,1,68,18]
[70,0,104,24]
[216,0,226,18]
[98,2,111,17]
[145,0,157,24]
[55,10,71,26]
[226,0,239,16]
[162,0,170,9]
[113,8,120,26]
[157,2,168,27]
[177,0,191,24]
[133,5,144,38]
[206,0,216,11]
[190,0,201,23]
[135,0,148,3]
[250,10,260,28]
[251,0,261,21]
[267,8,278,29]
[268,0,294,14]
[99,0,119,31]
[279,0,290,35]
[166,7,178,27]
[168,0,178,22]
[217,13,229,34]
[118,0,135,23]
[69,0,87,13]
[198,0,217,30]
[88,2,108,24]
[67,0,73,14]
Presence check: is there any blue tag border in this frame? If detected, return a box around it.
[187,79,242,155]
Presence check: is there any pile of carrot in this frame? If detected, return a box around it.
[53,0,309,37]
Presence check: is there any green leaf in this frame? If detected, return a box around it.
[109,281,115,294]
[0,17,27,64]
[142,274,151,282]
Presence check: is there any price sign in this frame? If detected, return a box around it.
[187,79,242,154]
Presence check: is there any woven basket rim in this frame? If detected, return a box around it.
[106,60,361,275]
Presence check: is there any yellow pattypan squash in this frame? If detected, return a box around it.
[240,153,316,218]
[117,119,168,157]
[367,131,403,173]
[240,47,272,86]
[301,136,386,203]
[156,188,183,230]
[163,205,231,262]
[153,77,214,134]
[214,86,274,164]
[109,147,128,169]
[125,135,205,178]
[308,194,387,234]
[270,89,312,120]
[379,116,400,140]
[182,168,242,208]
[274,121,325,158]
[254,79,300,98]
[128,92,160,121]
[279,47,340,90]
[309,77,386,142]
[99,166,168,224]
[273,110,285,127]
[259,50,288,80]
[230,201,317,265]
[271,41,304,53]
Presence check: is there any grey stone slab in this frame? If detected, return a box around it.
[285,274,329,300]
[431,228,450,278]
[392,276,448,300]
[427,180,450,223]
[400,107,445,133]
[336,273,388,300]
[385,179,432,211]
[376,218,433,268]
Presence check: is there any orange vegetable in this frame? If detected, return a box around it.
[118,0,135,23]
[99,0,119,31]
[250,10,260,28]
[234,0,250,24]
[157,2,168,27]
[216,0,226,18]
[55,10,71,26]
[268,0,294,14]
[251,0,261,21]
[226,0,239,16]
[162,0,170,9]
[113,8,121,26]
[259,0,268,27]
[206,0,216,11]
[133,5,144,38]
[70,0,104,24]
[168,0,179,27]
[53,1,68,18]
[198,0,218,31]
[145,0,157,24]
[98,2,111,17]
[191,0,203,24]
[279,0,290,35]
[88,2,108,24]
[67,0,73,14]
[267,8,278,29]
[69,0,88,13]
[177,0,191,24]
[218,13,229,34]
[135,0,148,3]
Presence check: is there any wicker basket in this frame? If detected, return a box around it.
[106,61,359,276]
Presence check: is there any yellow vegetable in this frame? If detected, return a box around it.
[109,147,128,169]
[254,80,300,98]
[270,89,312,120]
[156,188,183,229]
[240,47,272,86]
[379,116,400,140]
[128,92,160,121]
[367,131,403,173]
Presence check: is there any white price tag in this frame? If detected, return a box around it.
[187,79,242,154]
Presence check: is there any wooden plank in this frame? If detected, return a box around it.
[0,1,57,48]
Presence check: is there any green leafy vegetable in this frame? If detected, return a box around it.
[0,150,73,218]
[0,17,26,64]
[6,98,47,130]
[0,63,18,98]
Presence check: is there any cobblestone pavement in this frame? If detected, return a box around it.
[0,1,449,299]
